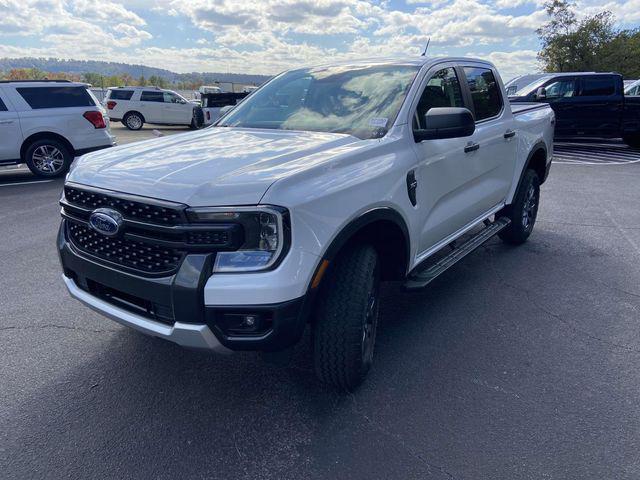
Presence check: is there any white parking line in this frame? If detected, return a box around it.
[0,179,53,187]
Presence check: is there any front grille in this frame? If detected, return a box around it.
[64,186,185,226]
[67,221,183,274]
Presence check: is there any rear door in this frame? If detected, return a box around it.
[460,65,517,217]
[539,76,578,136]
[0,88,22,162]
[575,75,621,137]
[139,90,164,123]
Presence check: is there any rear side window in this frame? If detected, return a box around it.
[16,87,95,109]
[140,91,164,102]
[108,89,134,100]
[0,96,6,111]
[463,67,503,121]
[580,77,616,96]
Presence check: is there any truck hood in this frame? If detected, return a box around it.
[68,128,362,206]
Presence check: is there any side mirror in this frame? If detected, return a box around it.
[535,87,546,100]
[414,107,475,142]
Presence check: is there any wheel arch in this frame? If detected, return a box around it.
[522,142,548,186]
[309,207,411,291]
[21,132,75,161]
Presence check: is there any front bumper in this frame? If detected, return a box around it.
[58,222,309,352]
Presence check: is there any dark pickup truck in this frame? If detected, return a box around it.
[509,72,640,147]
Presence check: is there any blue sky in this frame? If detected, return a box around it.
[0,0,638,80]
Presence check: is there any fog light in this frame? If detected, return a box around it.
[221,313,272,336]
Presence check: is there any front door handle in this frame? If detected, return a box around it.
[464,142,480,153]
[504,130,516,139]
[0,120,14,125]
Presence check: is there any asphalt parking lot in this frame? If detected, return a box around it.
[1,128,639,479]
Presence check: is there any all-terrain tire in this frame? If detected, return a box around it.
[497,169,540,245]
[312,244,380,390]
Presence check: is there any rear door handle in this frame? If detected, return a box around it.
[504,130,516,139]
[0,120,14,125]
[464,142,480,153]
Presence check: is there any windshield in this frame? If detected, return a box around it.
[217,64,419,139]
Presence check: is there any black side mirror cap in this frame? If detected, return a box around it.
[414,107,475,142]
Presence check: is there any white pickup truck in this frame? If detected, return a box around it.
[58,57,554,389]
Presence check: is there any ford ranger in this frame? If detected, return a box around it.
[58,57,554,389]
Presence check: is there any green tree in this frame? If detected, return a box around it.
[537,0,640,77]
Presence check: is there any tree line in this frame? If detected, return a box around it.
[0,68,224,91]
[538,0,640,77]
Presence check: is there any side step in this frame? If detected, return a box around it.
[404,217,511,290]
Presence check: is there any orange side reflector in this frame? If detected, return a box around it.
[311,259,330,289]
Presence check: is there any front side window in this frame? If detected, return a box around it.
[463,67,503,121]
[413,67,464,129]
[580,77,616,96]
[16,87,95,109]
[218,64,419,139]
[163,92,183,103]
[544,78,576,99]
[140,91,164,102]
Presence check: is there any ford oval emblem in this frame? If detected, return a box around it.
[89,208,123,237]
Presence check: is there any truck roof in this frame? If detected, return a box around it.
[302,56,495,70]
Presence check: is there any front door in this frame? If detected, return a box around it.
[540,76,578,136]
[162,92,191,124]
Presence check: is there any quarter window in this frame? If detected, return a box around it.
[580,77,616,96]
[414,67,464,129]
[16,87,95,109]
[108,89,134,100]
[463,67,503,121]
[0,96,6,111]
[140,91,164,102]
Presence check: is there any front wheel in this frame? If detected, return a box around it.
[312,244,380,390]
[497,169,540,245]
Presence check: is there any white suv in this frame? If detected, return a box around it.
[0,80,115,177]
[104,87,201,130]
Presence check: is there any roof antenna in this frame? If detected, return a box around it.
[421,38,431,57]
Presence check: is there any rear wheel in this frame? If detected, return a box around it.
[623,134,640,149]
[497,169,540,245]
[312,244,380,390]
[25,138,72,178]
[123,112,144,130]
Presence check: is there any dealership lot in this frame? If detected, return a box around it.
[1,130,640,479]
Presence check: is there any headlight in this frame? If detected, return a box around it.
[186,206,289,273]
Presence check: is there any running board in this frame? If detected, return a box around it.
[404,217,511,290]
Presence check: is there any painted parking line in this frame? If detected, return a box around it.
[0,179,53,187]
[554,140,640,165]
